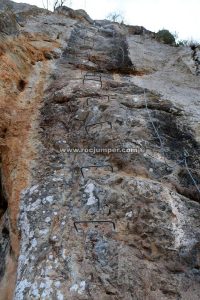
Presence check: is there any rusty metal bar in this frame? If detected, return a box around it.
[83,36,95,47]
[85,71,101,77]
[67,52,90,60]
[85,121,112,135]
[86,95,109,105]
[80,164,113,178]
[83,78,103,87]
[83,74,102,87]
[74,220,116,231]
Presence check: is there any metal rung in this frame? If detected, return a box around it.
[85,121,112,135]
[74,220,116,231]
[83,78,102,86]
[83,75,102,87]
[86,95,109,105]
[81,164,113,178]
[83,36,95,47]
[85,71,102,77]
[68,53,89,59]
[84,76,101,80]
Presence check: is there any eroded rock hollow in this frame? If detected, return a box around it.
[0,1,200,299]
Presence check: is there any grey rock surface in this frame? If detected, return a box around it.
[0,1,200,299]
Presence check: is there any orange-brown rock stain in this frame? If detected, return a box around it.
[0,33,60,299]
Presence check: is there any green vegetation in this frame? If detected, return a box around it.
[176,39,200,48]
[155,29,200,47]
[155,29,176,45]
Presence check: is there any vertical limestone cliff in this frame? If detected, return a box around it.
[0,1,200,299]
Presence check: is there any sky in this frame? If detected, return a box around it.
[14,0,200,41]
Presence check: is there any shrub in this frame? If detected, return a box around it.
[106,12,125,24]
[176,39,200,48]
[155,29,175,45]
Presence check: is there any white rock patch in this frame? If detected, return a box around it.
[84,183,98,205]
[125,211,133,218]
[45,196,54,203]
[70,281,86,294]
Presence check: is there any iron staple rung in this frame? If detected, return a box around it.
[81,164,113,177]
[83,74,102,83]
[85,121,112,135]
[74,220,116,231]
[83,77,103,87]
[83,78,102,82]
[68,53,89,58]
[86,95,109,105]
[77,36,94,44]
[85,73,102,77]
[84,75,101,79]
[84,37,95,44]
[83,36,95,41]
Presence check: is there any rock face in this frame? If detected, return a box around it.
[0,1,200,299]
